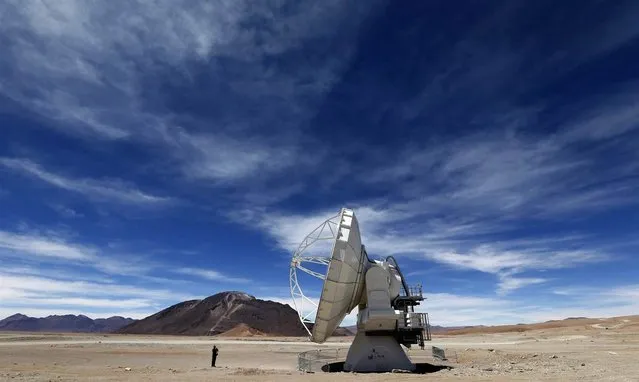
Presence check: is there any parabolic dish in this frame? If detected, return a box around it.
[311,208,368,343]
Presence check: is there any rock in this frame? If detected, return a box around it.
[581,363,586,366]
[391,369,411,373]
[483,367,494,371]
[488,348,495,352]
[532,354,538,357]
[608,351,618,355]
[124,367,132,372]
[550,355,558,359]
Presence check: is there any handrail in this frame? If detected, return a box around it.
[386,255,410,297]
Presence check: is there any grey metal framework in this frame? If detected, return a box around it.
[297,348,347,373]
[289,212,341,337]
[405,284,424,298]
[398,312,432,341]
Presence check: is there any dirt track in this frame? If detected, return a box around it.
[1,316,638,381]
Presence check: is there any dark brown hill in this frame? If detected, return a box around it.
[118,291,352,336]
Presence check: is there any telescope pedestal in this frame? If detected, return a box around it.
[344,331,414,372]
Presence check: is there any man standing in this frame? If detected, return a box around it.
[211,345,219,367]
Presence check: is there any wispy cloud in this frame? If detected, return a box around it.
[0,228,154,277]
[0,272,194,320]
[559,95,639,142]
[2,266,188,300]
[174,267,250,283]
[247,203,609,294]
[0,230,95,261]
[554,284,639,302]
[2,1,639,324]
[0,0,374,192]
[534,284,639,322]
[49,204,84,218]
[415,293,515,326]
[237,84,639,294]
[496,276,547,296]
[424,246,605,275]
[364,129,637,219]
[7,297,153,310]
[0,157,170,204]
[421,287,639,326]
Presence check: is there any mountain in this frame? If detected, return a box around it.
[93,316,139,332]
[429,325,484,333]
[0,314,135,332]
[438,316,639,335]
[118,291,353,337]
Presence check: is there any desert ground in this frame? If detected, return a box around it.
[1,315,638,381]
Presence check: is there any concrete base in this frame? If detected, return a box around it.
[344,332,415,372]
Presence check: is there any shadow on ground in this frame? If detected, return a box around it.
[321,361,453,373]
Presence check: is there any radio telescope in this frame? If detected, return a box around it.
[290,207,431,372]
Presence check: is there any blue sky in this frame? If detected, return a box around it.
[1,0,639,326]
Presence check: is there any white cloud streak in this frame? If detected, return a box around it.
[246,203,609,294]
[0,228,161,280]
[7,297,153,310]
[425,246,605,275]
[0,230,95,261]
[423,286,639,326]
[0,274,185,301]
[0,158,170,204]
[1,1,638,321]
[0,272,194,320]
[496,276,547,296]
[0,0,372,187]
[174,267,250,283]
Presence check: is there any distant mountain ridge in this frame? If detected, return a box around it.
[0,313,135,333]
[1,291,355,337]
[118,291,353,337]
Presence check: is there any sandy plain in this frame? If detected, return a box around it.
[1,315,638,381]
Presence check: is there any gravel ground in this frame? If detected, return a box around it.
[1,319,638,381]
